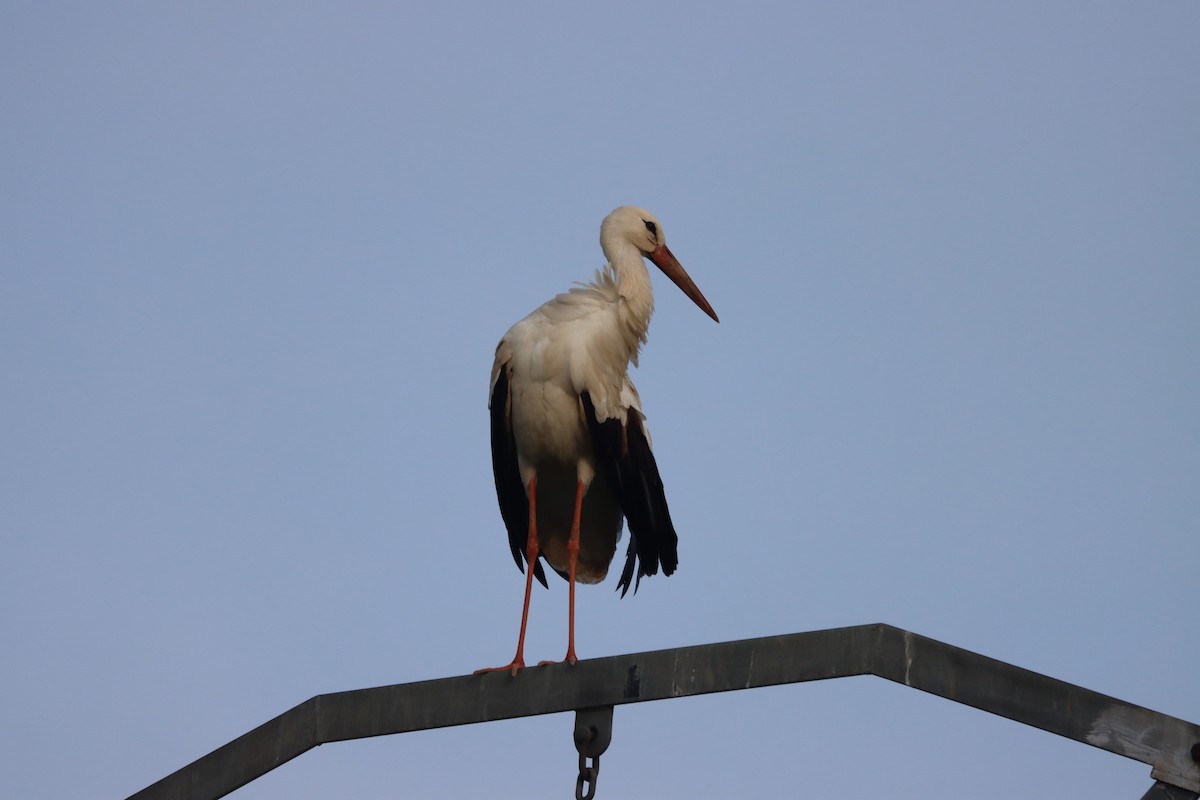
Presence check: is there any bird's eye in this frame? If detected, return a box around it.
[643,220,657,237]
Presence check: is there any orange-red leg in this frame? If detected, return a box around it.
[475,477,539,677]
[539,479,584,667]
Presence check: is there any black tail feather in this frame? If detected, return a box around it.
[491,368,548,589]
[581,392,679,597]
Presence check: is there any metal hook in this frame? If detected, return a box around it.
[573,706,614,800]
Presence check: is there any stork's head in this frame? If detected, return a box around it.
[600,206,719,323]
[600,205,664,256]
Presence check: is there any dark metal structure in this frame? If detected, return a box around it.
[127,623,1200,799]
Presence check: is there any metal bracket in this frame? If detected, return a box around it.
[573,706,614,800]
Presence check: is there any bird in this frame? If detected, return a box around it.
[476,205,718,676]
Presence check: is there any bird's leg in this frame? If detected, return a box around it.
[565,478,583,664]
[475,477,539,677]
[540,478,584,667]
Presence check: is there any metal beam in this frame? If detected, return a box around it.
[127,623,1200,800]
[1143,781,1200,800]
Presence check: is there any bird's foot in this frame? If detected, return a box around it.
[537,648,578,667]
[473,656,526,677]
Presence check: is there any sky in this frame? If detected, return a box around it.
[2,2,1198,798]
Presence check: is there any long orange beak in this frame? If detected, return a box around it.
[647,244,719,323]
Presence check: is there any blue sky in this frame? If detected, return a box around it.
[2,3,1197,798]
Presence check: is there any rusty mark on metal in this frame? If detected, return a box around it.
[623,665,640,699]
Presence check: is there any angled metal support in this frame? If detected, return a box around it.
[127,624,1200,800]
[1143,780,1200,800]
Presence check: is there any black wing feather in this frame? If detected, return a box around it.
[490,366,548,589]
[581,392,679,597]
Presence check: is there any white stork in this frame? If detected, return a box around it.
[476,206,718,676]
